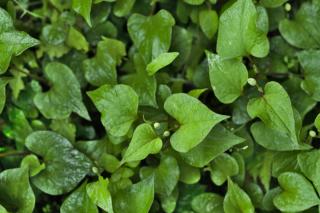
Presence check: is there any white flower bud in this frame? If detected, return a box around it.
[285,3,291,12]
[309,130,316,138]
[247,78,257,86]
[163,131,170,137]
[153,122,160,129]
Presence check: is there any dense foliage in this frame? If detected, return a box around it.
[1,0,320,212]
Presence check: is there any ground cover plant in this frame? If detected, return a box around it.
[1,0,320,212]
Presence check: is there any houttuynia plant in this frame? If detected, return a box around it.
[0,0,320,212]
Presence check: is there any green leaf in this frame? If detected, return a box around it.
[128,9,175,63]
[298,150,320,194]
[206,52,248,104]
[86,176,113,213]
[199,10,218,39]
[87,84,138,137]
[279,2,320,49]
[183,0,205,5]
[217,0,269,58]
[50,119,76,143]
[72,0,92,26]
[164,93,228,152]
[0,168,35,213]
[251,121,311,151]
[274,172,320,212]
[260,0,288,8]
[140,154,179,196]
[34,62,90,120]
[191,193,224,213]
[83,38,126,86]
[146,52,179,76]
[0,78,10,113]
[60,182,98,213]
[121,54,157,107]
[5,107,33,149]
[297,50,320,101]
[21,154,45,177]
[180,125,244,167]
[66,27,89,52]
[223,178,254,213]
[271,152,300,178]
[247,81,298,145]
[114,0,136,17]
[113,176,154,213]
[25,131,93,195]
[122,123,162,163]
[315,114,320,132]
[209,153,239,186]
[0,8,39,74]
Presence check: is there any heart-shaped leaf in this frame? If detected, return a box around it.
[279,2,320,49]
[164,93,228,152]
[128,9,175,63]
[87,84,139,137]
[83,38,126,86]
[274,172,320,212]
[25,131,93,195]
[247,81,298,144]
[34,62,90,120]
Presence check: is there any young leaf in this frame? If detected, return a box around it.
[60,182,98,213]
[34,62,90,120]
[87,84,138,137]
[183,0,205,5]
[209,153,239,186]
[247,81,298,145]
[217,0,269,58]
[86,176,113,213]
[223,178,254,213]
[128,9,175,63]
[0,8,39,74]
[146,52,179,76]
[191,193,224,213]
[113,176,154,213]
[122,123,162,163]
[199,10,218,39]
[67,27,89,52]
[25,131,93,195]
[83,38,126,86]
[0,168,35,213]
[206,52,248,104]
[164,93,228,152]
[297,50,320,101]
[279,2,320,49]
[274,172,320,212]
[72,0,92,26]
[180,125,244,167]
